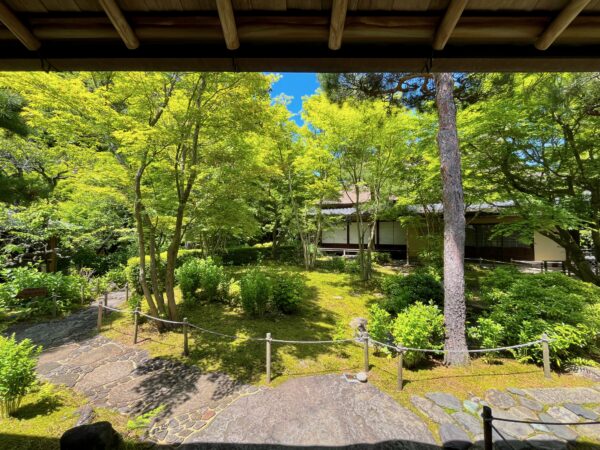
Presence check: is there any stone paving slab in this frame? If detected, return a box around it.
[524,387,600,405]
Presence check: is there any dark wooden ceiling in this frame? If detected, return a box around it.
[0,0,599,71]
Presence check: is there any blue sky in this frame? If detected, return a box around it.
[270,73,320,125]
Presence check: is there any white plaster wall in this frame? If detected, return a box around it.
[322,224,347,244]
[534,232,566,261]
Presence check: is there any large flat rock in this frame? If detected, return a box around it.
[524,388,600,405]
[191,375,436,447]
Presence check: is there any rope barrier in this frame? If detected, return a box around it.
[270,337,358,344]
[101,304,131,314]
[370,338,552,354]
[492,416,600,426]
[187,323,256,340]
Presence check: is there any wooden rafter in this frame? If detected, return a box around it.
[99,0,139,50]
[329,0,348,50]
[216,0,239,50]
[535,0,591,51]
[432,0,468,51]
[0,1,40,51]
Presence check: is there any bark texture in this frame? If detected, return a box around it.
[434,72,469,366]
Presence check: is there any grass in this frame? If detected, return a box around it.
[103,263,595,410]
[0,383,144,450]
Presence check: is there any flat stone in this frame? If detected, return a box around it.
[50,372,79,388]
[546,406,581,424]
[411,395,455,424]
[195,375,436,446]
[452,411,483,437]
[485,389,516,409]
[439,423,471,450]
[498,406,539,421]
[494,417,535,440]
[524,387,600,405]
[563,403,598,420]
[526,434,568,450]
[463,400,480,415]
[426,392,463,411]
[532,423,550,433]
[577,423,600,441]
[75,343,124,366]
[538,413,578,441]
[74,404,96,426]
[507,387,527,397]
[200,409,215,421]
[77,360,135,392]
[519,396,543,412]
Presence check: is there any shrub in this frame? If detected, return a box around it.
[270,273,304,314]
[0,334,41,417]
[381,273,443,315]
[0,266,89,318]
[221,246,299,266]
[124,256,166,296]
[467,317,504,362]
[368,304,392,352]
[481,269,600,367]
[316,256,347,272]
[390,302,444,368]
[175,257,226,302]
[372,252,392,265]
[240,269,271,317]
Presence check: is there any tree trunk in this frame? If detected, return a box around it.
[434,72,469,366]
[146,219,167,316]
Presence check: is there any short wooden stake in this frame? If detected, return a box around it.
[266,332,272,384]
[133,308,139,344]
[52,293,57,318]
[104,291,108,306]
[482,406,493,450]
[125,283,129,302]
[397,347,404,391]
[97,300,103,332]
[183,317,189,356]
[363,332,369,373]
[542,333,551,379]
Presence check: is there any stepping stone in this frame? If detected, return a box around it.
[463,400,480,415]
[411,395,454,424]
[508,387,527,397]
[532,423,550,433]
[498,406,538,422]
[426,392,462,411]
[526,434,568,450]
[577,423,600,441]
[563,403,598,420]
[439,423,471,450]
[493,417,535,440]
[538,413,578,441]
[452,411,483,437]
[485,389,516,409]
[519,396,543,412]
[524,387,600,405]
[546,406,580,424]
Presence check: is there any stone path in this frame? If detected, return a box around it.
[8,293,600,449]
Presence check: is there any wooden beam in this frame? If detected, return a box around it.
[535,0,591,50]
[99,0,139,50]
[216,0,239,50]
[0,1,40,51]
[432,0,468,51]
[329,0,348,50]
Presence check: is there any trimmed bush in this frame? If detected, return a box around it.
[175,257,225,302]
[0,266,89,318]
[381,272,443,315]
[467,317,504,362]
[368,304,392,351]
[221,246,299,266]
[240,270,271,317]
[372,252,392,265]
[271,273,304,314]
[0,334,41,417]
[124,256,166,296]
[316,256,346,272]
[390,301,444,368]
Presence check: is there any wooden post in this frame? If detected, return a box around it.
[543,260,548,273]
[183,317,189,356]
[52,293,57,318]
[482,406,493,450]
[397,346,404,391]
[125,283,129,303]
[97,300,103,332]
[133,308,139,344]
[104,291,108,306]
[542,333,551,379]
[363,332,369,373]
[80,284,85,305]
[266,332,272,384]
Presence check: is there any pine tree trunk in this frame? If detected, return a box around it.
[434,72,469,366]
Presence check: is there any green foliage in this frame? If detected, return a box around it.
[239,269,271,317]
[0,334,41,418]
[315,256,346,273]
[467,317,504,363]
[381,273,443,315]
[372,252,392,265]
[126,404,165,430]
[175,257,225,302]
[368,304,392,352]
[125,256,166,296]
[270,272,305,314]
[221,246,299,266]
[390,302,444,368]
[482,268,600,366]
[0,266,89,319]
[101,266,128,288]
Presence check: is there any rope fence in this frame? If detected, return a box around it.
[482,405,600,450]
[96,300,556,386]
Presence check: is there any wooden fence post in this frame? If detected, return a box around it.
[397,346,404,391]
[266,332,272,384]
[183,317,189,356]
[125,283,129,303]
[482,406,493,450]
[97,300,103,332]
[541,333,551,379]
[52,293,57,318]
[543,260,548,273]
[104,291,108,306]
[133,308,139,344]
[363,332,369,373]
